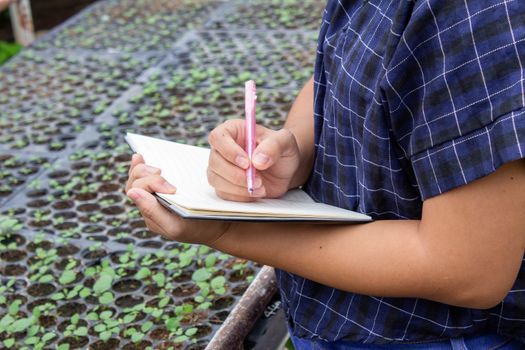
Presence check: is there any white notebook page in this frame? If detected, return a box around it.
[126,133,370,220]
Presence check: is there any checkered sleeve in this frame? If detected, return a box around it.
[383,0,525,200]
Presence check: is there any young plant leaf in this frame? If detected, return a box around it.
[59,270,76,285]
[74,327,88,336]
[71,314,80,325]
[135,267,151,279]
[211,276,225,290]
[185,327,198,336]
[158,296,170,308]
[141,321,153,332]
[100,310,112,320]
[99,291,114,304]
[9,317,33,333]
[152,272,166,287]
[42,332,56,343]
[8,300,21,315]
[174,335,188,343]
[166,317,179,331]
[100,331,112,341]
[94,274,113,294]
[131,331,145,343]
[192,268,211,282]
[3,338,15,348]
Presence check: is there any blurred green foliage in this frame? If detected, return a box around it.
[0,41,21,65]
[0,7,20,65]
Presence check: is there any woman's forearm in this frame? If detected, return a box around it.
[214,220,436,300]
[283,77,315,189]
[213,219,498,309]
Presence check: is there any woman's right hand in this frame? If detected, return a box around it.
[207,119,302,202]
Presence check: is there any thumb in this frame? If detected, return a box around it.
[251,129,297,170]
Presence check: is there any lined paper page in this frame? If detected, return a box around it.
[126,133,370,221]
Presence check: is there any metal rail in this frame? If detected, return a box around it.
[206,266,279,350]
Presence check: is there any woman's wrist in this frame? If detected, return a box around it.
[208,220,242,254]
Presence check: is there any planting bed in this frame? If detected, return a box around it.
[206,0,325,30]
[0,0,323,349]
[109,80,298,147]
[167,31,317,89]
[0,155,52,206]
[0,50,158,153]
[33,0,218,53]
[0,135,259,348]
[0,223,256,349]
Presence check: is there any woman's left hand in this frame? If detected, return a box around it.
[125,154,232,246]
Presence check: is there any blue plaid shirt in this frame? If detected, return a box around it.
[276,0,525,344]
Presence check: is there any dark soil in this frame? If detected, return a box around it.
[26,240,53,252]
[78,203,100,212]
[53,200,75,210]
[0,233,26,247]
[57,302,86,317]
[83,248,108,260]
[156,342,184,350]
[57,244,81,256]
[194,324,212,338]
[114,294,144,308]
[185,341,207,350]
[89,339,120,350]
[59,336,89,349]
[112,278,142,293]
[211,296,234,310]
[172,283,199,297]
[0,249,27,262]
[209,311,229,325]
[1,264,27,276]
[149,327,170,341]
[39,315,57,328]
[122,340,152,350]
[28,283,56,297]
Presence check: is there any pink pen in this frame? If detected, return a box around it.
[245,80,257,194]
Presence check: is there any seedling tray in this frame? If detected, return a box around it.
[0,120,264,349]
[166,30,318,89]
[0,154,53,207]
[0,0,322,348]
[0,50,159,154]
[0,225,257,349]
[206,0,326,30]
[33,0,220,53]
[105,80,299,148]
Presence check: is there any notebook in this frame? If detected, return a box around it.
[125,133,372,223]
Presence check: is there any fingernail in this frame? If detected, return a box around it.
[253,153,269,165]
[127,191,141,201]
[162,182,176,193]
[145,165,160,174]
[235,156,249,169]
[254,176,263,188]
